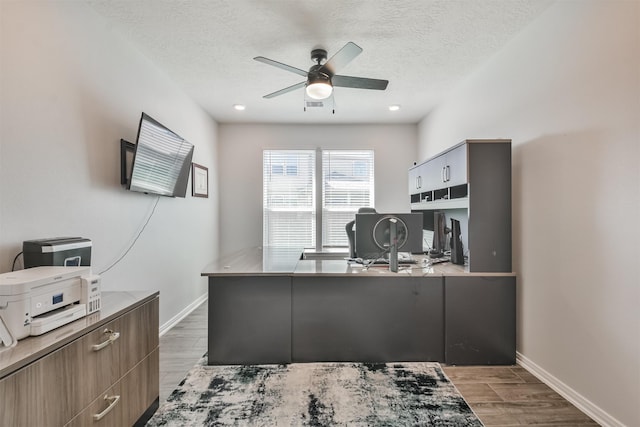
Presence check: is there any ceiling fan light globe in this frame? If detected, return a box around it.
[306,82,333,100]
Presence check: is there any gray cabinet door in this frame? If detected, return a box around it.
[208,276,292,365]
[445,275,516,365]
[292,276,444,362]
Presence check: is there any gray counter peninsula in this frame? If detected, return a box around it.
[202,247,515,365]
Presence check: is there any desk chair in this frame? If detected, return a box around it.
[346,207,377,258]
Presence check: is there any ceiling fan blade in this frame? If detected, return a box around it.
[321,42,362,75]
[263,81,306,99]
[332,75,389,90]
[254,56,308,77]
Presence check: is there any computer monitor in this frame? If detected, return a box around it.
[355,212,423,261]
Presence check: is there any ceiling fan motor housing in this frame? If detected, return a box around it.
[308,64,332,84]
[310,48,328,64]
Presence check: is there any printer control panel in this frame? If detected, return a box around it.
[81,275,101,314]
[31,278,82,318]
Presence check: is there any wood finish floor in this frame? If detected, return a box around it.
[159,301,208,401]
[441,366,599,426]
[160,301,599,426]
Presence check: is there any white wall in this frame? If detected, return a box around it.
[418,1,639,426]
[0,2,220,326]
[218,124,417,254]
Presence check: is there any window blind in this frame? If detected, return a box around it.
[263,150,316,248]
[322,150,375,248]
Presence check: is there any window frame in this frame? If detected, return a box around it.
[263,148,374,250]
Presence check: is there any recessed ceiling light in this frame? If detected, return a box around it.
[233,104,246,111]
[389,105,401,111]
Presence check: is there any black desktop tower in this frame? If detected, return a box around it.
[429,212,447,258]
[450,219,464,265]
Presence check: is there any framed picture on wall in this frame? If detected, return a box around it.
[192,163,208,198]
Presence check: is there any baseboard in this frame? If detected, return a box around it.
[159,293,208,337]
[516,351,624,427]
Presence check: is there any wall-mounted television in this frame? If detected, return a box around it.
[126,112,194,197]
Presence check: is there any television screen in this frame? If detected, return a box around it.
[128,113,194,197]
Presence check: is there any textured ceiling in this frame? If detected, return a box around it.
[86,0,553,124]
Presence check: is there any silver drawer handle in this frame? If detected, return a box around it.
[93,394,120,421]
[92,328,120,351]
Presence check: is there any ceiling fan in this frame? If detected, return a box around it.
[254,42,389,100]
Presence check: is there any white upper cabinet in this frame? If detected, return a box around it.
[440,143,467,188]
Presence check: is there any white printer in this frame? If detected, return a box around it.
[0,266,101,347]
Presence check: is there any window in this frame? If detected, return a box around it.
[270,154,299,176]
[263,150,316,248]
[322,150,375,247]
[263,149,374,249]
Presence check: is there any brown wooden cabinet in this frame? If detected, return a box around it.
[0,291,159,427]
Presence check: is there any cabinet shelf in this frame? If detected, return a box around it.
[411,183,468,207]
[411,197,469,211]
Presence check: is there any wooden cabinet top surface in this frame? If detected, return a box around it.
[0,290,158,379]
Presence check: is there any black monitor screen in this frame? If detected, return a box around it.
[355,212,423,260]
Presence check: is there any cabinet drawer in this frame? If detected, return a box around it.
[82,317,123,408]
[66,348,159,427]
[82,298,158,406]
[68,382,124,427]
[117,298,159,374]
[0,333,86,427]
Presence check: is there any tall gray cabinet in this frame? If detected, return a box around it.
[409,139,511,272]
[409,139,515,364]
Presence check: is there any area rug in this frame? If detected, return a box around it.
[147,356,483,426]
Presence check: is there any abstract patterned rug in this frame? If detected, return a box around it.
[147,356,483,426]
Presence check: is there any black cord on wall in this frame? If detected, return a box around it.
[11,252,23,271]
